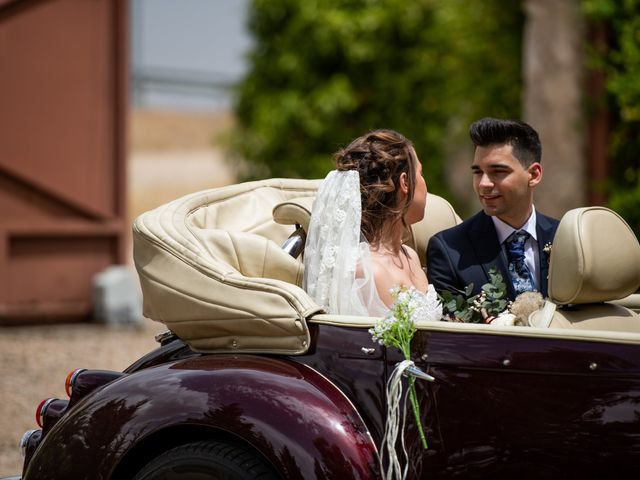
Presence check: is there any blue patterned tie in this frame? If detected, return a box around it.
[505,231,535,295]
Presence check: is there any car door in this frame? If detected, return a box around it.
[392,326,640,479]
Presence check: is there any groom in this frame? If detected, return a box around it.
[426,117,559,301]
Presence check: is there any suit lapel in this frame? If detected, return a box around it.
[536,213,556,297]
[467,213,514,298]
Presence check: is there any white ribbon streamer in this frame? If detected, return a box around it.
[379,359,415,480]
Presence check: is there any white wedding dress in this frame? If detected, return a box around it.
[303,170,441,319]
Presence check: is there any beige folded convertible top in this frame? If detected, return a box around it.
[133,179,325,354]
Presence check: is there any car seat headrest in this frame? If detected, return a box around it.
[548,207,640,305]
[272,196,314,232]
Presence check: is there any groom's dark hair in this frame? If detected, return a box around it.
[469,117,542,167]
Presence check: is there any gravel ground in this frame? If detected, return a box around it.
[0,320,161,476]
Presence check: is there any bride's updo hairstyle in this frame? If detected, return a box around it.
[334,129,418,246]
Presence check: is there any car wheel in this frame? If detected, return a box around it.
[132,440,280,480]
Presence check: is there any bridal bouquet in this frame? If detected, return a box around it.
[439,268,544,325]
[439,268,509,323]
[369,286,432,450]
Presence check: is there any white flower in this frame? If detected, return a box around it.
[411,286,443,323]
[489,311,517,326]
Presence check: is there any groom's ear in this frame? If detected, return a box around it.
[527,162,543,188]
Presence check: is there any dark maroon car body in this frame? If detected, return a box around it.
[9,318,640,480]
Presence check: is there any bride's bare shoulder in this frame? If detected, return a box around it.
[366,253,396,306]
[402,245,423,267]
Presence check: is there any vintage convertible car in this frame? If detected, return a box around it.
[5,178,640,480]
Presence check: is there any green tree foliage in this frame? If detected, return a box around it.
[583,0,640,235]
[230,0,523,198]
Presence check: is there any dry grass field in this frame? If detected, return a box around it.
[127,109,237,219]
[0,109,236,477]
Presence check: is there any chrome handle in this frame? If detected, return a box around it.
[281,226,306,258]
[403,364,435,382]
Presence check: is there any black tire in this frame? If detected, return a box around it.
[132,440,280,480]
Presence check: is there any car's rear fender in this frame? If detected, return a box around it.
[23,355,379,480]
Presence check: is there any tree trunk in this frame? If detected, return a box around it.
[523,0,586,218]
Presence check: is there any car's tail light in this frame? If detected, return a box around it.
[35,398,69,430]
[35,398,54,428]
[24,369,125,473]
[66,369,126,407]
[20,428,42,473]
[65,368,86,397]
[20,429,41,458]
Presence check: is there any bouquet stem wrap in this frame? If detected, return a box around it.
[407,376,428,449]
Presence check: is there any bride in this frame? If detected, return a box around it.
[303,129,441,318]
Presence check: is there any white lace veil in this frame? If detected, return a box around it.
[303,170,388,316]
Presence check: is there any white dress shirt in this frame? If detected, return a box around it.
[492,209,541,289]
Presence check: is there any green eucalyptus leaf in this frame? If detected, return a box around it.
[464,284,474,296]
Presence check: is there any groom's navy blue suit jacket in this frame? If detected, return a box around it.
[426,211,559,300]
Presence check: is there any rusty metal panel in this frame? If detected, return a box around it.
[0,0,128,323]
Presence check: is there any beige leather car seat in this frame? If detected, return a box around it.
[273,192,462,267]
[407,194,462,266]
[529,207,640,331]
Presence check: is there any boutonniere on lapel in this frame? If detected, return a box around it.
[543,242,553,264]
